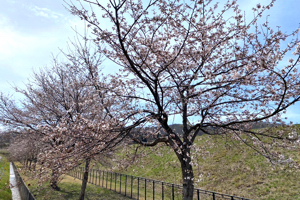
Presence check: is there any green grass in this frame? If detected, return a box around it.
[0,153,12,200]
[10,125,300,199]
[15,164,131,200]
[101,127,300,200]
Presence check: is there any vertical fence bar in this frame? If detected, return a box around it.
[110,172,113,190]
[89,170,91,183]
[172,184,174,200]
[98,170,101,186]
[125,175,127,196]
[115,173,117,191]
[131,175,133,199]
[197,189,200,200]
[213,192,216,200]
[120,174,122,194]
[138,177,140,200]
[162,182,164,200]
[93,169,95,184]
[106,171,108,188]
[80,167,81,180]
[95,170,97,185]
[145,179,147,200]
[102,171,104,187]
[79,167,80,179]
[153,180,155,200]
[90,169,92,183]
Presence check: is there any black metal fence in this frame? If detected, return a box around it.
[11,162,36,200]
[69,166,251,200]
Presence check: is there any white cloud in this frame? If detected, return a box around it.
[0,13,79,93]
[28,5,63,19]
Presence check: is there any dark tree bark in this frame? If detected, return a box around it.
[50,170,60,191]
[79,158,91,200]
[179,148,194,200]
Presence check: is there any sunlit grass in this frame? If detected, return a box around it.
[102,125,300,200]
[0,152,12,200]
[15,165,131,200]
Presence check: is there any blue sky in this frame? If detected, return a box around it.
[0,0,300,123]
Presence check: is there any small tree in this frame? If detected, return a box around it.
[8,132,42,171]
[68,0,300,199]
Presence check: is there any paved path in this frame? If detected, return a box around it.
[10,162,21,200]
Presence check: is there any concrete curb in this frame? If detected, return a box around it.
[10,162,21,200]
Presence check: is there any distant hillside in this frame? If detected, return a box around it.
[130,122,278,143]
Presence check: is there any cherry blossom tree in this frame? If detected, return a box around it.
[67,0,300,199]
[8,132,42,171]
[0,38,129,197]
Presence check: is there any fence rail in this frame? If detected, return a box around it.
[11,162,36,200]
[69,166,251,200]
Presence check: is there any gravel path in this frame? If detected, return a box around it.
[10,162,21,200]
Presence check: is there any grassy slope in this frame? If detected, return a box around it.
[0,152,12,200]
[107,128,300,200]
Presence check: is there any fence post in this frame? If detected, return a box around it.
[213,192,216,200]
[99,170,101,186]
[93,169,95,184]
[145,179,147,200]
[106,171,108,188]
[95,170,97,185]
[172,184,175,200]
[131,175,133,199]
[153,180,155,200]
[120,174,122,194]
[125,175,127,196]
[197,189,200,200]
[115,173,117,191]
[162,182,164,200]
[110,172,113,190]
[103,171,104,187]
[138,177,140,200]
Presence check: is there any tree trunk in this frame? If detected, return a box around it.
[33,160,36,171]
[50,170,60,191]
[25,159,29,169]
[179,149,194,200]
[79,158,90,200]
[28,160,32,171]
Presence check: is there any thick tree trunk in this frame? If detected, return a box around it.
[179,150,194,200]
[33,160,36,171]
[79,158,90,200]
[50,170,60,191]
